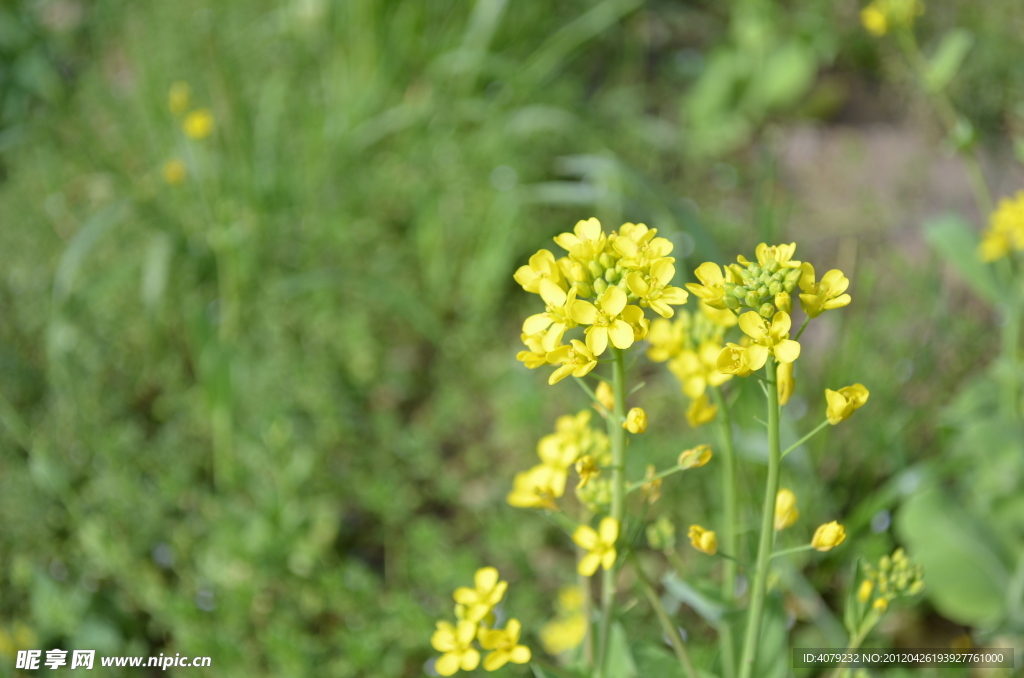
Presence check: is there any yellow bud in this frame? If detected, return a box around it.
[907,580,925,596]
[825,384,870,425]
[775,291,792,313]
[686,394,718,427]
[183,108,215,140]
[811,521,846,551]
[595,381,614,413]
[623,407,647,434]
[687,524,718,555]
[857,579,874,603]
[776,361,794,406]
[873,597,889,612]
[773,488,799,530]
[678,444,712,469]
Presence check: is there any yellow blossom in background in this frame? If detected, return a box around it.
[575,455,599,489]
[183,108,215,139]
[678,444,712,469]
[573,517,619,576]
[978,191,1024,261]
[861,5,888,35]
[625,258,689,318]
[514,249,564,293]
[168,81,190,114]
[523,279,578,351]
[431,620,481,676]
[777,361,795,406]
[688,524,718,555]
[162,158,187,185]
[738,311,801,367]
[623,407,647,434]
[873,597,889,612]
[858,579,874,602]
[557,586,585,612]
[686,394,718,427]
[774,489,799,530]
[453,567,508,623]
[479,618,531,671]
[546,340,598,385]
[641,464,661,504]
[507,466,558,510]
[860,0,924,37]
[539,613,587,655]
[799,264,852,318]
[646,515,676,551]
[570,285,635,355]
[646,316,687,362]
[825,384,870,424]
[595,380,614,413]
[811,521,847,551]
[671,341,731,398]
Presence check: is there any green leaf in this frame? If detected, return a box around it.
[752,594,788,678]
[924,213,1001,305]
[843,558,864,637]
[606,622,638,677]
[633,644,688,678]
[895,488,1010,627]
[925,29,974,92]
[746,41,817,113]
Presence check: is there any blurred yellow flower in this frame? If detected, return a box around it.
[686,394,718,427]
[811,521,847,551]
[641,464,661,504]
[168,81,190,114]
[431,620,481,676]
[575,455,599,489]
[873,597,889,612]
[557,586,585,612]
[860,0,924,37]
[162,158,187,185]
[774,489,799,530]
[515,332,548,369]
[506,467,558,510]
[978,191,1024,261]
[623,407,647,434]
[716,343,759,377]
[573,517,619,576]
[595,380,614,412]
[670,341,732,398]
[479,618,531,671]
[825,384,870,424]
[453,567,508,623]
[777,361,795,406]
[678,444,712,469]
[861,6,888,35]
[688,524,718,555]
[539,613,587,655]
[858,579,874,602]
[183,108,215,140]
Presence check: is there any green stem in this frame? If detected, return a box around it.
[596,347,628,677]
[629,551,699,678]
[793,316,811,342]
[771,544,815,560]
[832,625,870,678]
[738,360,782,678]
[625,464,687,492]
[780,419,830,459]
[573,375,607,415]
[1001,300,1021,419]
[711,386,739,678]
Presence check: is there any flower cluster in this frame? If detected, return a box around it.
[857,548,925,613]
[539,587,588,656]
[860,0,924,36]
[516,219,688,384]
[431,567,531,675]
[162,81,217,186]
[978,191,1024,262]
[507,410,610,511]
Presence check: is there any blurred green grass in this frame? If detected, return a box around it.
[0,0,1021,676]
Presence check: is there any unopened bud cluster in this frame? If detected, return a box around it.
[722,254,802,318]
[858,548,925,613]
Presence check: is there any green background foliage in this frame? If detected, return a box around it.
[0,0,1021,676]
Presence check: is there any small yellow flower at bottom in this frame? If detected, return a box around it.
[774,488,799,531]
[479,618,531,671]
[183,108,215,140]
[623,407,647,433]
[431,620,480,676]
[825,384,870,424]
[573,517,619,576]
[688,524,718,555]
[453,567,508,623]
[811,521,847,551]
[546,340,598,385]
[162,159,187,186]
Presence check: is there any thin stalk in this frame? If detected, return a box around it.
[596,347,628,677]
[771,544,814,560]
[832,625,870,678]
[781,419,830,459]
[738,360,782,678]
[625,464,688,492]
[711,386,739,678]
[1001,300,1021,419]
[629,551,699,678]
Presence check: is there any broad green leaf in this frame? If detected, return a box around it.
[923,213,1001,305]
[663,572,729,623]
[746,41,816,113]
[633,644,688,678]
[752,594,788,678]
[606,622,638,677]
[925,29,974,92]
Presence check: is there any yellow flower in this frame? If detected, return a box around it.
[716,343,759,377]
[574,455,599,489]
[573,517,619,576]
[626,258,689,318]
[678,444,712,469]
[686,394,718,427]
[546,340,598,385]
[688,524,718,555]
[479,618,532,671]
[183,108,215,140]
[431,620,481,676]
[162,158,187,185]
[453,567,508,623]
[539,613,587,655]
[825,384,870,424]
[777,361,795,406]
[811,521,847,551]
[515,332,549,369]
[744,242,801,270]
[514,249,565,294]
[978,191,1024,261]
[858,579,874,603]
[738,311,801,366]
[168,81,191,115]
[799,264,852,318]
[873,597,888,612]
[646,317,687,362]
[641,464,661,504]
[570,285,636,355]
[595,380,614,412]
[523,279,578,351]
[670,340,732,398]
[554,217,607,262]
[686,262,730,309]
[860,0,924,37]
[613,222,674,269]
[774,489,799,530]
[861,5,888,35]
[557,586,585,613]
[623,407,648,434]
[506,466,559,510]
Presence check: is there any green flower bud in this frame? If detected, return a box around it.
[767,260,780,274]
[588,260,604,279]
[724,295,740,309]
[604,267,620,283]
[731,285,747,299]
[593,278,608,295]
[744,291,760,308]
[598,252,616,269]
[574,282,595,298]
[748,265,761,277]
[758,303,775,318]
[786,268,803,283]
[757,285,769,298]
[768,282,782,296]
[783,279,797,294]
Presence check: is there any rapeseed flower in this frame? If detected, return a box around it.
[978,191,1024,261]
[860,0,924,37]
[774,489,799,530]
[626,259,689,318]
[573,517,619,576]
[678,444,712,469]
[716,343,759,377]
[737,311,801,366]
[686,394,718,427]
[825,384,870,424]
[522,279,578,351]
[431,620,481,675]
[670,341,731,398]
[479,619,531,671]
[183,108,215,140]
[688,524,718,555]
[546,340,598,385]
[162,158,187,185]
[506,467,558,510]
[539,613,587,655]
[799,264,852,318]
[453,567,508,623]
[623,407,648,434]
[613,222,673,269]
[811,521,847,551]
[595,380,614,413]
[515,332,549,369]
[686,262,732,309]
[514,249,565,293]
[570,286,636,355]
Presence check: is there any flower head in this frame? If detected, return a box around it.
[811,521,847,551]
[573,517,619,576]
[978,191,1024,261]
[183,108,215,140]
[774,489,799,530]
[688,524,718,555]
[479,618,531,671]
[506,466,559,509]
[623,407,648,434]
[539,614,586,655]
[522,280,578,351]
[716,343,759,377]
[678,444,713,469]
[825,384,870,424]
[738,311,801,366]
[546,340,598,385]
[626,259,689,318]
[799,264,852,318]
[686,262,731,309]
[453,567,508,623]
[686,394,718,427]
[670,341,732,398]
[570,286,636,355]
[431,620,481,676]
[514,249,565,294]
